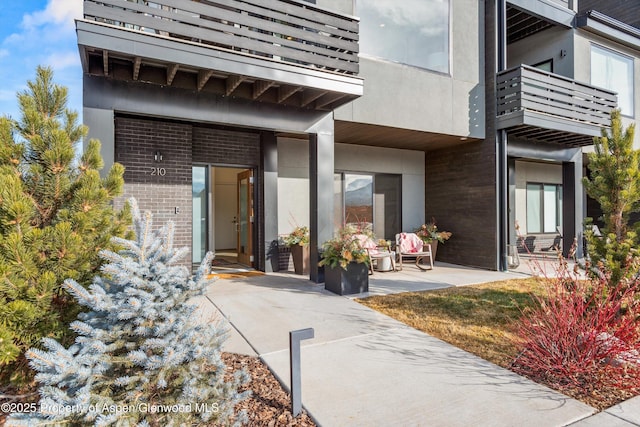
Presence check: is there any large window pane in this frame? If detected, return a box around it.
[334,173,401,238]
[557,185,563,231]
[357,0,450,73]
[526,184,542,233]
[192,166,208,263]
[344,174,373,228]
[591,44,634,116]
[543,185,557,233]
[526,183,562,234]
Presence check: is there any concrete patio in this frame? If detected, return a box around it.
[193,260,639,426]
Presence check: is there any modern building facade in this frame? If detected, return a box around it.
[76,0,638,276]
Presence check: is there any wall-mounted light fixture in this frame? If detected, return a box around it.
[154,151,163,162]
[560,49,567,58]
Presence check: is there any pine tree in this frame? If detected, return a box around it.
[0,66,130,384]
[8,199,249,426]
[583,109,639,286]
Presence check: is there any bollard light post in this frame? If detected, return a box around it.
[289,328,314,417]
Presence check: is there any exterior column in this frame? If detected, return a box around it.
[562,149,583,258]
[261,131,278,272]
[308,113,334,283]
[83,107,115,177]
[495,0,508,271]
[508,157,517,245]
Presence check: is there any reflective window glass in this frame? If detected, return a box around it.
[357,0,450,73]
[591,44,634,116]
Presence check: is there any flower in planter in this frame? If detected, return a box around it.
[319,225,371,270]
[283,226,309,247]
[415,220,452,244]
[377,239,392,249]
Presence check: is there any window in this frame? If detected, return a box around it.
[532,59,553,73]
[357,0,450,73]
[591,44,634,116]
[334,173,402,240]
[526,183,562,234]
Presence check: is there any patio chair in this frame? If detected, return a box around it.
[354,234,396,274]
[395,232,433,271]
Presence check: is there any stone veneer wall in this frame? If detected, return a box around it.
[115,116,261,268]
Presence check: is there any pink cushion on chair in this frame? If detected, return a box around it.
[355,234,378,250]
[398,232,424,253]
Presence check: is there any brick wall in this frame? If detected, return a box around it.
[425,142,498,269]
[115,116,193,266]
[193,127,260,165]
[115,116,263,269]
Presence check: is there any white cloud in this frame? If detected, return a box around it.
[364,0,449,37]
[21,0,83,32]
[0,0,84,121]
[45,51,81,71]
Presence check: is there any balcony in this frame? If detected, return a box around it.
[506,0,575,43]
[496,65,617,146]
[77,0,362,110]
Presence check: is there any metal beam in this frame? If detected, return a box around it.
[278,85,302,103]
[132,56,141,80]
[253,80,274,100]
[197,69,213,91]
[301,90,326,107]
[315,93,346,109]
[226,74,245,96]
[103,50,109,76]
[167,63,179,85]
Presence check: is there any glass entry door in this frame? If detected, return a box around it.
[236,170,253,266]
[192,166,208,264]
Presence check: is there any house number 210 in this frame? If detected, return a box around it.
[150,167,166,176]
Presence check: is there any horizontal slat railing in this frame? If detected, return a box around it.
[84,0,359,75]
[497,64,617,129]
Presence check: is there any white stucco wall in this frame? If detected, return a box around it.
[507,26,575,78]
[277,138,311,234]
[277,138,425,236]
[333,0,484,139]
[515,160,562,234]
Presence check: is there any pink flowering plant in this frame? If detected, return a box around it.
[415,220,452,244]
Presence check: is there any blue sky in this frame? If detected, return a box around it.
[0,0,83,121]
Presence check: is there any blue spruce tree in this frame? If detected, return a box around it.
[9,198,249,426]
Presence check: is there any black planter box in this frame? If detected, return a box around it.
[324,262,369,295]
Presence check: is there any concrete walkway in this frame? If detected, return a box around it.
[195,263,639,426]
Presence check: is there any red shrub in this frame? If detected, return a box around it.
[511,273,640,396]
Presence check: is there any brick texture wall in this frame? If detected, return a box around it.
[115,116,262,269]
[115,117,193,266]
[193,127,260,165]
